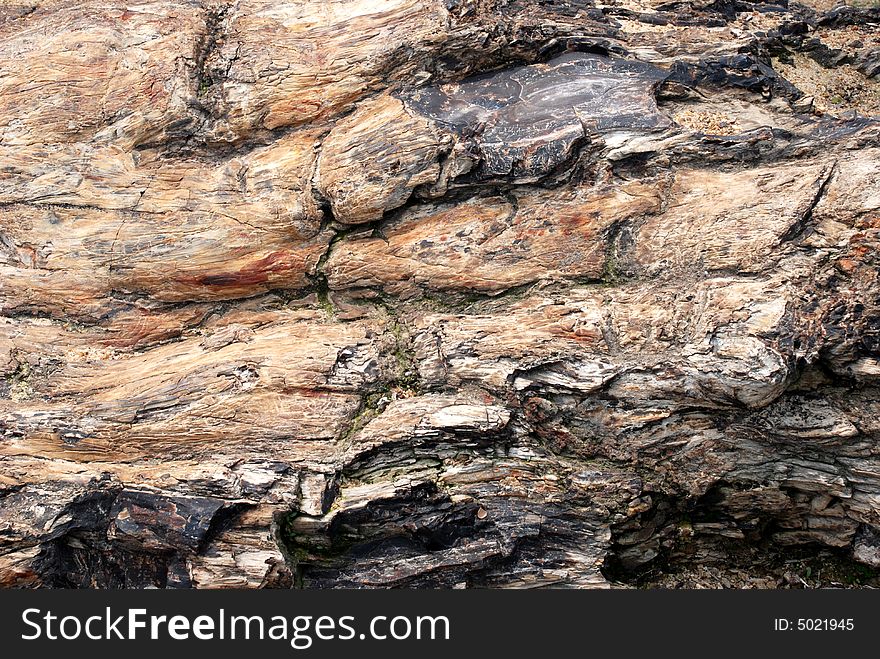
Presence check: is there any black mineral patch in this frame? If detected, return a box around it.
[403,53,671,180]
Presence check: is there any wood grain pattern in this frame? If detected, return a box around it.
[1,0,880,588]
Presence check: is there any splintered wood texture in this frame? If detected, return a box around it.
[1,0,880,588]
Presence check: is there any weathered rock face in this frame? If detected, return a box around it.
[1,0,880,588]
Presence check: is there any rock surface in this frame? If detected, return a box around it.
[1,0,880,588]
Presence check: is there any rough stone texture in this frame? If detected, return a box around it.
[1,0,880,589]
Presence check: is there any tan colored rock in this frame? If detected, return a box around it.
[317,95,450,224]
[208,0,450,139]
[0,2,203,149]
[1,313,380,459]
[1,132,327,318]
[633,162,836,276]
[327,180,664,296]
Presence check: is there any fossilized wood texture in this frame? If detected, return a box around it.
[2,0,880,589]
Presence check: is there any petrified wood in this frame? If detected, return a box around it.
[1,0,880,588]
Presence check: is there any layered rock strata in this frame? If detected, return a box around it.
[1,0,880,588]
